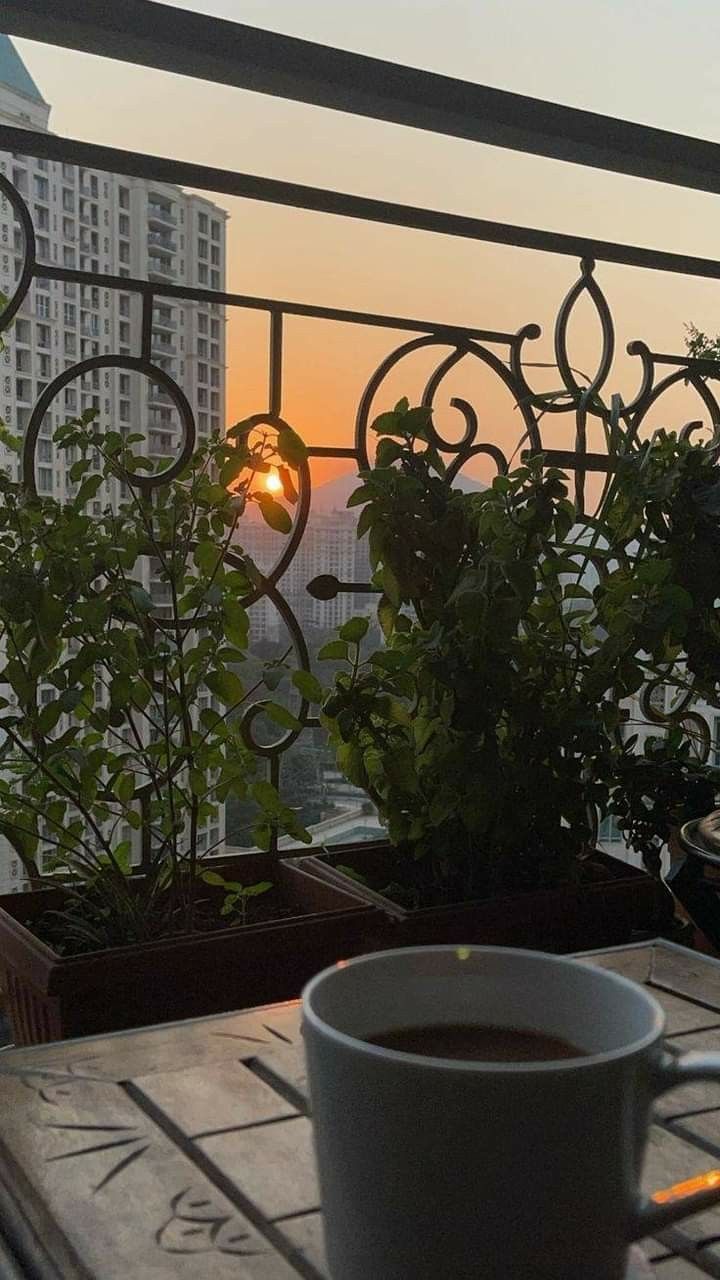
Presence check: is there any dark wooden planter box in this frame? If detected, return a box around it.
[0,855,380,1046]
[286,842,675,953]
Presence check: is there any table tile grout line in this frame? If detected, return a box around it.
[243,1057,309,1116]
[661,1116,720,1165]
[659,1103,720,1125]
[648,980,720,1020]
[655,1109,720,1269]
[189,1113,300,1143]
[0,1234,27,1280]
[665,1024,720,1040]
[654,1224,720,1278]
[122,1080,323,1280]
[272,1208,323,1225]
[0,1137,94,1280]
[643,1108,720,1275]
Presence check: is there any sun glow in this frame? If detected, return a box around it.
[265,469,283,494]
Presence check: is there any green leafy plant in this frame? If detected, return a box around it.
[0,398,311,951]
[320,399,720,905]
[611,733,717,875]
[686,324,720,364]
[201,869,273,924]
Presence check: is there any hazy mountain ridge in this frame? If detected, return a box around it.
[312,469,486,513]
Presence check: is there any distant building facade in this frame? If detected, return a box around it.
[242,508,374,642]
[0,38,228,892]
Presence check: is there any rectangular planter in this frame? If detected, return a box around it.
[285,841,675,954]
[0,854,381,1046]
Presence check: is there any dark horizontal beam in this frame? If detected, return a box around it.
[6,0,720,198]
[3,123,720,281]
[525,450,616,473]
[33,260,512,341]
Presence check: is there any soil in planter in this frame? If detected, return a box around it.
[331,837,617,912]
[27,879,298,957]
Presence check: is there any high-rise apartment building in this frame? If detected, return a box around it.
[242,508,374,642]
[0,38,228,892]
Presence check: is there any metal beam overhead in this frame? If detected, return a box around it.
[2,121,719,281]
[4,0,720,198]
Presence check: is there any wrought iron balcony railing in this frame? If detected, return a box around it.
[2,0,720,855]
[147,230,176,254]
[151,310,177,332]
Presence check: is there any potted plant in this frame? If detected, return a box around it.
[295,400,720,949]
[0,408,376,1045]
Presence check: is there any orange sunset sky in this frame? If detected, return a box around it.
[12,0,720,491]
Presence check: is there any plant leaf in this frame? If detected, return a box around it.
[264,701,302,731]
[205,669,245,705]
[291,670,323,702]
[257,495,292,534]
[318,640,349,661]
[339,616,369,643]
[276,427,307,468]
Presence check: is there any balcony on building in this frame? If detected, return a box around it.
[147,255,176,281]
[149,430,175,455]
[151,307,177,332]
[152,356,175,376]
[147,386,175,410]
[147,410,177,430]
[10,167,28,196]
[78,202,98,228]
[147,198,177,227]
[13,320,31,346]
[147,230,177,255]
[4,2,720,1099]
[151,331,177,358]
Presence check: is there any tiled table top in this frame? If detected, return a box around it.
[2,941,720,1277]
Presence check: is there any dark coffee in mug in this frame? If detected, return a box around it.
[366,1022,586,1062]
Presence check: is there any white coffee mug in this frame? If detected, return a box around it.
[303,946,720,1280]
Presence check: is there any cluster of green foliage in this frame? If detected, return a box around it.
[226,740,325,847]
[0,402,312,949]
[199,869,273,925]
[686,324,720,364]
[321,399,720,902]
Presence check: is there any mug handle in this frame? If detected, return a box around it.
[630,1051,720,1239]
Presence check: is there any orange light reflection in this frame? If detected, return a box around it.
[652,1170,720,1204]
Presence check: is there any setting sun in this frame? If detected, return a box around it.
[265,469,283,494]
